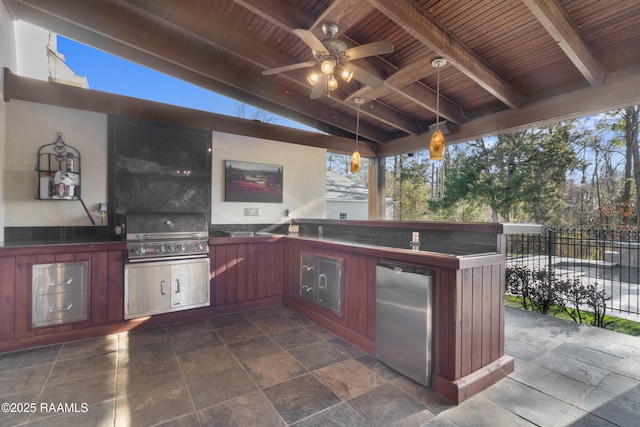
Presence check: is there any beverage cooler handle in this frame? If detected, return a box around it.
[160,280,166,295]
[175,278,181,293]
[318,273,327,291]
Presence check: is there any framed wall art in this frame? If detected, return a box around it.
[224,160,283,203]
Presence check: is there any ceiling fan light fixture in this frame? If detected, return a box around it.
[307,72,320,85]
[327,75,338,91]
[340,69,353,82]
[320,58,336,74]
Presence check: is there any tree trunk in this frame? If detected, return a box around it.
[622,137,632,226]
[626,107,640,227]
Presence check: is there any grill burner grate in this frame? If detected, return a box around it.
[125,213,209,261]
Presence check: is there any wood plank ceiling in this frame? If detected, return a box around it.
[3,0,640,157]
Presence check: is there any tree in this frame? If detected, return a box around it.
[431,123,580,223]
[612,107,640,227]
[234,103,275,123]
[387,152,431,219]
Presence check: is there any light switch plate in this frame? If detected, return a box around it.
[244,207,261,216]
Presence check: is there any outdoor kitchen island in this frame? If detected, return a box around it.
[0,220,511,404]
[277,219,512,404]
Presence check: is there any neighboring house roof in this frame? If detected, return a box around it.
[326,170,368,201]
[47,33,88,88]
[326,170,394,204]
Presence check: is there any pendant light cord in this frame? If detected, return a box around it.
[436,63,440,131]
[355,103,360,150]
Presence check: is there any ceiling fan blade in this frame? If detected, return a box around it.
[262,61,316,75]
[344,40,394,60]
[347,63,384,88]
[310,76,326,99]
[292,29,328,55]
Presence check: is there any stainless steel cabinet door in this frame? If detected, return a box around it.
[317,258,341,314]
[125,263,171,318]
[171,258,210,308]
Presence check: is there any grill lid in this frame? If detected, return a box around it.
[126,212,208,241]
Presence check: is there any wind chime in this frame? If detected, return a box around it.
[429,58,446,200]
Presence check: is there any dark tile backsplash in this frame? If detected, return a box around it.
[297,223,498,255]
[209,223,290,237]
[5,222,498,255]
[4,226,114,244]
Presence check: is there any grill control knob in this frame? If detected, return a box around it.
[167,245,175,252]
[135,246,146,255]
[178,243,186,252]
[195,242,205,251]
[157,245,166,253]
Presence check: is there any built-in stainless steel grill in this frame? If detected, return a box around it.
[124,212,211,320]
[125,213,209,262]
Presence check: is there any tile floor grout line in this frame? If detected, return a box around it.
[24,344,61,425]
[167,326,200,425]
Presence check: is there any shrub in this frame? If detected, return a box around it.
[505,264,612,328]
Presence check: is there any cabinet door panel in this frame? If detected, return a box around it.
[317,258,341,313]
[171,259,209,308]
[125,264,170,318]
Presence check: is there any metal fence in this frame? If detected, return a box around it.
[506,228,640,317]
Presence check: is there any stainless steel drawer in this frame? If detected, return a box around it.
[32,261,89,327]
[33,262,87,295]
[33,291,87,326]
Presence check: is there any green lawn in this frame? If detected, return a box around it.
[505,295,640,337]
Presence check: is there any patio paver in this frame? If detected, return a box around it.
[428,306,640,426]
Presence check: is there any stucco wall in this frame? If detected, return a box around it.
[3,100,326,228]
[0,3,17,241]
[212,131,326,224]
[5,101,108,226]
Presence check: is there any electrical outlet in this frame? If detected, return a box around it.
[99,202,108,213]
[244,207,261,216]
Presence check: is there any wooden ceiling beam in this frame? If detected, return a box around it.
[3,68,379,157]
[379,71,640,157]
[367,0,523,109]
[385,58,466,125]
[522,0,605,86]
[347,56,466,125]
[232,0,314,32]
[309,0,374,37]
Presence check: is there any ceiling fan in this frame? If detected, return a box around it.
[262,23,394,99]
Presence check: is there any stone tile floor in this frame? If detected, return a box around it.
[0,305,639,426]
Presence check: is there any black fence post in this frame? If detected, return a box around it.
[547,227,554,276]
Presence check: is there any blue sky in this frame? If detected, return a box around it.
[56,36,316,131]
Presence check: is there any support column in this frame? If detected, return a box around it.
[368,156,386,219]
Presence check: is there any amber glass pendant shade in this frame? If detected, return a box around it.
[350,150,361,173]
[429,129,445,161]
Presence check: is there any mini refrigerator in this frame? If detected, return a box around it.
[375,261,434,386]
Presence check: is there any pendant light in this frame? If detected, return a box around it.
[350,97,364,173]
[429,58,446,161]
